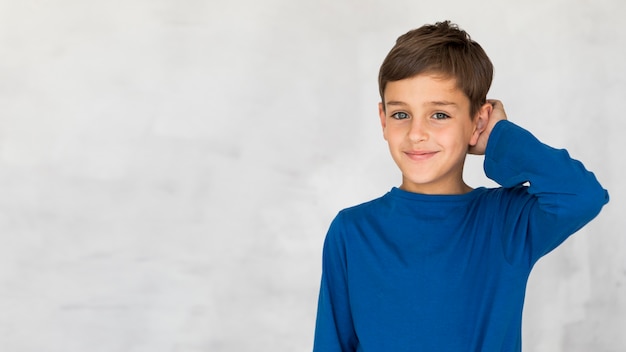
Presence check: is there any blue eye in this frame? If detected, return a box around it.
[391,112,410,120]
[432,112,450,120]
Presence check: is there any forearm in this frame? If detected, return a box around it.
[485,120,608,219]
[484,120,608,262]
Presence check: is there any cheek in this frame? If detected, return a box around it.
[458,123,476,142]
[441,129,471,150]
[384,126,402,143]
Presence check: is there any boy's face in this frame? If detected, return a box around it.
[379,74,485,195]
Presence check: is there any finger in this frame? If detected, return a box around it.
[487,99,502,107]
[486,99,508,121]
[487,100,506,114]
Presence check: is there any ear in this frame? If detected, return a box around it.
[469,102,492,146]
[378,102,388,139]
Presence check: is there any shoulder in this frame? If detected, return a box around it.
[339,195,386,216]
[471,185,536,215]
[335,195,386,221]
[326,192,390,235]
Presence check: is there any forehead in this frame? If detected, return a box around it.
[384,74,469,108]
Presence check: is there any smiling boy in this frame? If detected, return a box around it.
[381,74,491,195]
[313,21,609,351]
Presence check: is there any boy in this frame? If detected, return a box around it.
[313,21,609,351]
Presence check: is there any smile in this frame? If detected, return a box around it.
[404,150,438,161]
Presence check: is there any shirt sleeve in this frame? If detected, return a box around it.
[483,120,609,266]
[313,213,358,352]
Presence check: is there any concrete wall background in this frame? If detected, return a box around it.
[0,0,624,351]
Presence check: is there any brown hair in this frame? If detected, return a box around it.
[378,21,493,118]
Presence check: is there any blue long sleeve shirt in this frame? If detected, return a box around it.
[313,120,609,351]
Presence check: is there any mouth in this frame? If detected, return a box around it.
[404,150,438,161]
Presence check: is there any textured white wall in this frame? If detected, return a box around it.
[0,0,624,351]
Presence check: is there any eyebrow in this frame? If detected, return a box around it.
[386,101,408,107]
[385,100,458,107]
[428,100,458,107]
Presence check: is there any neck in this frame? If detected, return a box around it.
[399,181,473,195]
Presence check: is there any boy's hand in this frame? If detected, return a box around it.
[468,99,508,155]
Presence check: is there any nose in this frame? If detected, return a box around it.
[408,117,428,143]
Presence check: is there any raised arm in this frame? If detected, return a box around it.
[480,100,609,265]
